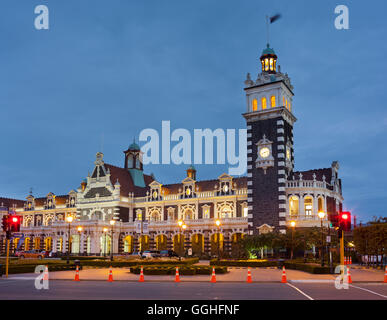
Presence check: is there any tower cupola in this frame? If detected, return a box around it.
[260,44,277,74]
[124,139,143,171]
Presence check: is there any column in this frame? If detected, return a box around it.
[204,232,210,256]
[184,232,192,253]
[223,232,231,256]
[166,232,173,250]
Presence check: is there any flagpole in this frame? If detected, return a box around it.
[266,15,269,45]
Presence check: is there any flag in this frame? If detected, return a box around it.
[269,14,281,24]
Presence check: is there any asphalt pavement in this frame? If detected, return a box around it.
[0,278,386,300]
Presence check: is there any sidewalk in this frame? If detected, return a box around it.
[5,265,385,283]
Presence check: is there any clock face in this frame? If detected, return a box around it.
[153,191,158,199]
[223,184,229,192]
[259,147,270,158]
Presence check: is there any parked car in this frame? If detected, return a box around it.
[15,250,44,259]
[129,251,142,258]
[141,250,161,259]
[160,250,179,258]
[39,250,51,258]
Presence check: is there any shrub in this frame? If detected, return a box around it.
[129,265,227,275]
[284,261,337,274]
[210,259,278,268]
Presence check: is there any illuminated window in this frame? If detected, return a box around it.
[252,99,258,111]
[286,99,288,109]
[271,96,276,108]
[243,207,248,217]
[261,97,267,109]
[318,197,324,212]
[304,197,313,216]
[288,102,291,112]
[289,196,299,216]
[261,60,264,71]
[265,59,269,71]
[283,96,285,106]
[269,58,273,71]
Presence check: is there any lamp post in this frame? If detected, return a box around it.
[103,227,108,258]
[66,216,73,264]
[290,221,296,260]
[215,219,221,261]
[77,226,83,256]
[110,220,116,261]
[318,211,326,267]
[177,220,186,257]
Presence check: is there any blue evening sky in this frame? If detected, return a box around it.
[1,1,386,223]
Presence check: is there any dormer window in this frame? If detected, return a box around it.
[271,96,276,108]
[261,97,267,109]
[252,99,258,111]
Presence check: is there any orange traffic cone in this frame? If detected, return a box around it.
[139,266,144,282]
[108,266,113,282]
[43,265,49,281]
[344,257,347,265]
[175,267,180,282]
[349,257,352,265]
[346,266,352,284]
[210,267,216,283]
[74,265,80,281]
[383,266,387,283]
[281,266,287,283]
[246,267,252,283]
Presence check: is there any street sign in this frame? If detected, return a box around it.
[135,221,149,234]
[326,235,331,243]
[143,221,149,234]
[12,233,24,238]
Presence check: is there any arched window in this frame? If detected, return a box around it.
[318,197,324,212]
[264,59,269,71]
[288,102,291,112]
[271,96,276,108]
[304,196,313,216]
[184,209,193,220]
[135,157,140,169]
[283,96,285,107]
[269,58,273,71]
[128,154,134,168]
[261,97,267,110]
[252,99,258,111]
[289,196,299,216]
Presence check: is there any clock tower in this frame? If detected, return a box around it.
[243,43,296,234]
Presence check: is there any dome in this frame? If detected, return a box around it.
[261,44,276,57]
[128,142,140,150]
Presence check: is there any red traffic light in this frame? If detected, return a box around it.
[11,216,19,223]
[339,211,351,231]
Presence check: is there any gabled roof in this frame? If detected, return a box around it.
[162,176,247,195]
[292,168,332,183]
[104,163,153,197]
[0,197,25,209]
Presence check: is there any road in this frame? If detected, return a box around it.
[0,278,386,300]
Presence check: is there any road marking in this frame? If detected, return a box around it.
[349,284,387,299]
[286,283,314,300]
[290,280,334,283]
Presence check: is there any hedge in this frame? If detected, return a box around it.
[284,261,337,274]
[130,265,228,275]
[75,257,198,268]
[1,264,77,275]
[210,259,278,268]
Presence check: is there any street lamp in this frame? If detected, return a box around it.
[318,211,326,267]
[290,221,296,260]
[215,219,221,260]
[110,220,116,261]
[66,216,73,264]
[77,226,83,256]
[103,227,108,258]
[177,220,186,257]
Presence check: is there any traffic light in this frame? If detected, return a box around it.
[339,211,351,232]
[9,215,22,232]
[1,215,9,232]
